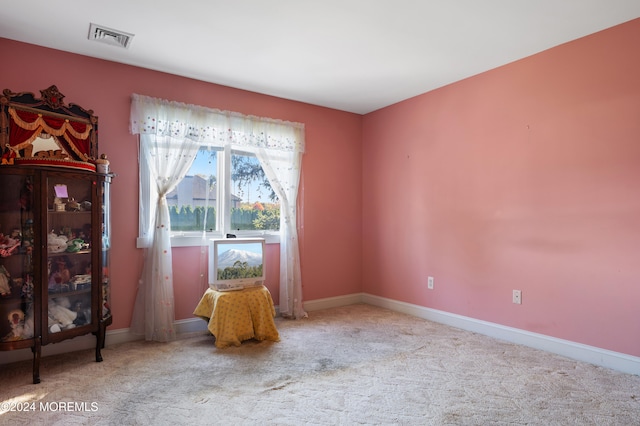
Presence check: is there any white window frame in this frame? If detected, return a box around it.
[137,144,280,248]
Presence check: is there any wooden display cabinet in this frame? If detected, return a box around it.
[0,86,112,383]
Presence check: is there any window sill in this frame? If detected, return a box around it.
[136,232,280,248]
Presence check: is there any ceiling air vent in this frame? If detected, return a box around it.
[88,23,134,49]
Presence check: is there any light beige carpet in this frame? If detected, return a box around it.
[1,304,639,425]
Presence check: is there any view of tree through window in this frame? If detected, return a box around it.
[231,153,279,231]
[166,147,279,233]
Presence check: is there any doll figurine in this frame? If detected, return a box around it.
[48,256,72,291]
[5,309,25,341]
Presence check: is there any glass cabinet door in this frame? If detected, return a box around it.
[100,175,112,322]
[46,174,94,336]
[0,172,36,344]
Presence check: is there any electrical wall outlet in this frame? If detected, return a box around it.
[512,290,522,304]
[427,276,434,290]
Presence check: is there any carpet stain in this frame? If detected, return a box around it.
[316,357,335,371]
[266,382,291,391]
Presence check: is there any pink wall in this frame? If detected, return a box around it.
[362,18,640,356]
[2,17,638,358]
[0,38,363,329]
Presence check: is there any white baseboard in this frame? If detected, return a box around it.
[174,317,209,334]
[360,293,639,376]
[303,293,366,312]
[4,294,638,377]
[301,292,639,376]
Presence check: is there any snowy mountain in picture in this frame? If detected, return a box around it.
[217,249,263,269]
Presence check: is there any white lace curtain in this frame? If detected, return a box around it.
[129,94,306,342]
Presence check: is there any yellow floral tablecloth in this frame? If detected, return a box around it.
[193,285,280,348]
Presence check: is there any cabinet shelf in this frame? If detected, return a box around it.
[48,249,91,257]
[48,287,91,298]
[47,210,92,215]
[0,337,36,349]
[0,167,113,384]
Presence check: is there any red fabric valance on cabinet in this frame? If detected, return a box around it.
[7,108,92,160]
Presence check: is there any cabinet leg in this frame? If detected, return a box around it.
[95,323,105,362]
[32,337,41,384]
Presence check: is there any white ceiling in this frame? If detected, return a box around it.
[1,1,639,114]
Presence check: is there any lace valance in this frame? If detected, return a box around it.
[129,94,305,153]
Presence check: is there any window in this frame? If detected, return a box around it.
[131,93,306,319]
[165,146,220,233]
[229,152,279,232]
[138,144,279,248]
